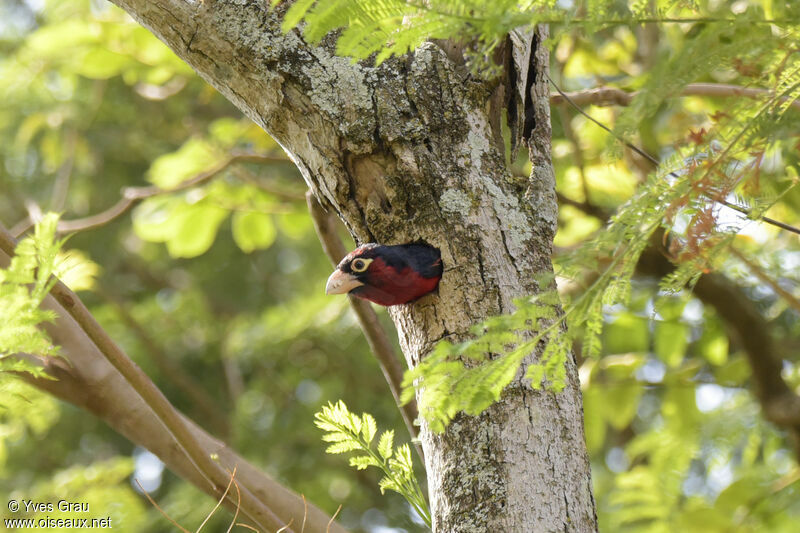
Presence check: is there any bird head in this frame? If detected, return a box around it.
[325,243,443,306]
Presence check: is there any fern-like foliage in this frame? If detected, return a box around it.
[402,150,694,430]
[314,400,431,527]
[277,0,800,73]
[404,100,798,428]
[286,0,800,433]
[400,286,565,432]
[0,214,64,378]
[278,0,550,69]
[404,114,797,431]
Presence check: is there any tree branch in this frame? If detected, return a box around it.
[550,83,800,112]
[637,242,800,458]
[555,192,609,221]
[729,247,800,315]
[548,75,800,237]
[56,153,285,234]
[561,184,800,456]
[305,191,423,461]
[50,127,78,213]
[100,286,232,438]
[11,153,287,237]
[0,224,346,533]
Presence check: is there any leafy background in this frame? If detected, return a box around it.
[1,0,799,532]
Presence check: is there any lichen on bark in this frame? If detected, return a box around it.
[109,1,598,531]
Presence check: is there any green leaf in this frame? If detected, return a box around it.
[209,118,251,146]
[167,204,228,258]
[146,138,221,188]
[133,198,229,258]
[314,400,429,526]
[378,476,399,494]
[348,455,379,470]
[320,431,351,442]
[361,413,377,444]
[602,384,643,430]
[25,20,95,56]
[697,318,728,366]
[675,507,732,531]
[713,358,750,386]
[0,213,64,364]
[377,430,394,460]
[276,212,313,240]
[603,312,649,354]
[132,196,181,243]
[231,212,276,253]
[715,477,767,514]
[326,441,362,454]
[654,321,689,368]
[392,444,414,471]
[55,250,100,292]
[0,357,56,380]
[582,388,607,453]
[77,48,131,79]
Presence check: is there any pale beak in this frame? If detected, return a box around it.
[325,269,364,295]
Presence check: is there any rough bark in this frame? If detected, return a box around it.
[107,1,598,531]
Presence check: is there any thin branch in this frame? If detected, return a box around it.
[101,286,231,438]
[553,49,595,204]
[224,468,242,533]
[276,520,294,533]
[50,128,79,212]
[637,239,800,459]
[548,17,797,25]
[52,153,288,234]
[305,191,424,462]
[135,479,193,533]
[301,495,307,533]
[10,200,43,237]
[729,247,800,314]
[555,192,609,222]
[402,0,796,26]
[0,224,293,533]
[547,75,800,236]
[230,165,306,201]
[550,83,800,112]
[327,505,342,533]
[197,466,237,532]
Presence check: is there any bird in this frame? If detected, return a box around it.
[325,243,443,306]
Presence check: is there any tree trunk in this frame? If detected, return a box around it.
[109,1,598,530]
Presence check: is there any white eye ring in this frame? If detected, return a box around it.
[351,258,372,272]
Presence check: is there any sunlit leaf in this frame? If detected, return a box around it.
[231,211,277,253]
[146,138,222,188]
[654,321,689,368]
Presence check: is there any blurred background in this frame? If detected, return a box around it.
[1,0,799,531]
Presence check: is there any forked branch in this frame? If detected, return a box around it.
[0,223,347,533]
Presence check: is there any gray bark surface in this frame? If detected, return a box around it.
[109,1,598,531]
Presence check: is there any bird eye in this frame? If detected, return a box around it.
[351,258,372,272]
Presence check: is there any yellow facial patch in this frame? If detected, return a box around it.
[350,258,373,272]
